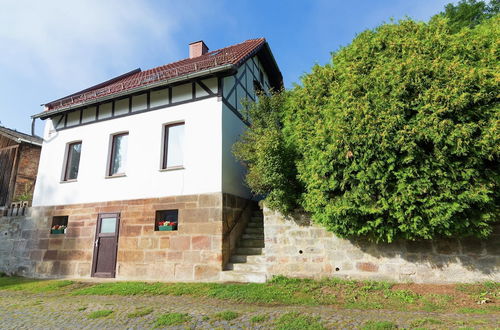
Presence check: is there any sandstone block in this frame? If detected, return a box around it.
[174,264,194,280]
[138,237,158,249]
[170,236,191,250]
[356,262,379,272]
[120,237,138,250]
[191,236,210,250]
[118,250,144,263]
[144,250,167,262]
[121,225,143,237]
[48,238,64,250]
[194,264,220,280]
[183,251,202,263]
[159,237,170,249]
[43,250,58,261]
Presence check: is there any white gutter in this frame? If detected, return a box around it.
[32,64,235,119]
[16,137,42,147]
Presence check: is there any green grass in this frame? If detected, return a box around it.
[211,310,240,321]
[87,310,113,319]
[127,307,153,318]
[153,313,191,327]
[361,320,398,329]
[77,306,87,311]
[3,275,498,314]
[71,280,329,305]
[0,276,73,293]
[410,317,443,327]
[273,312,325,330]
[250,314,269,323]
[457,306,500,314]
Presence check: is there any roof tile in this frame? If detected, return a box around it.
[45,38,266,112]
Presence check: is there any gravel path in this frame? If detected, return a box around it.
[0,290,498,329]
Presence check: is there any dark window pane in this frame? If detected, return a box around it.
[110,133,128,175]
[65,142,81,180]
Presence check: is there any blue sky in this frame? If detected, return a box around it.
[0,0,453,136]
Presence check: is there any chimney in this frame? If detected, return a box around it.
[189,40,209,59]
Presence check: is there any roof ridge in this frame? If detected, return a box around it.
[42,38,268,113]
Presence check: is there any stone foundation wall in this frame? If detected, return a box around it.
[263,207,500,283]
[0,214,38,277]
[0,193,252,281]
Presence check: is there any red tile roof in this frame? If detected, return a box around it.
[45,38,267,113]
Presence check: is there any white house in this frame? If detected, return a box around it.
[29,38,282,282]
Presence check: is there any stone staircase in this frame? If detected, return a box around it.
[220,209,267,283]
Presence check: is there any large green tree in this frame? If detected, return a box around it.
[438,0,499,32]
[235,15,499,242]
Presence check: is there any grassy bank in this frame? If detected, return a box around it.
[0,274,497,314]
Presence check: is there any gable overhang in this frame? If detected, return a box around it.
[0,130,42,147]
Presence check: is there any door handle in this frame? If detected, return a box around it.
[94,238,100,248]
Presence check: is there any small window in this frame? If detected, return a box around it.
[109,133,128,176]
[51,216,68,234]
[155,210,178,231]
[63,142,82,181]
[162,123,184,169]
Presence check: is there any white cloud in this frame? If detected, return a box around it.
[0,0,179,93]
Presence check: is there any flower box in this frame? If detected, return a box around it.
[51,229,65,234]
[158,225,177,231]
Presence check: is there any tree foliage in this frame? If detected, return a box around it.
[233,91,301,214]
[438,0,499,32]
[234,15,499,242]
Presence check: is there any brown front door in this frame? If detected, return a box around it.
[91,213,120,278]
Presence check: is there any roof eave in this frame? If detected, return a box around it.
[33,63,236,120]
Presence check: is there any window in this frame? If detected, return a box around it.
[63,142,82,181]
[109,133,128,176]
[50,216,68,234]
[155,210,178,231]
[162,123,184,169]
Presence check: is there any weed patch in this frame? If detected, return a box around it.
[410,317,443,327]
[127,307,153,318]
[250,314,269,323]
[361,320,398,329]
[154,313,191,327]
[274,312,325,330]
[211,310,240,321]
[87,310,113,319]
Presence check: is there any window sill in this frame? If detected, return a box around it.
[105,174,127,179]
[60,179,77,184]
[159,166,185,172]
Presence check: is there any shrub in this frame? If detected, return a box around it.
[236,15,499,242]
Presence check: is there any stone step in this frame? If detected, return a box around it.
[250,216,263,221]
[220,271,267,283]
[225,262,267,272]
[235,247,263,255]
[230,254,266,263]
[242,233,264,240]
[245,228,264,234]
[247,222,264,228]
[238,239,265,248]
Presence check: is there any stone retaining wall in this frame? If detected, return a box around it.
[263,207,500,283]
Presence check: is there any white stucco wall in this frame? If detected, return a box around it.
[33,98,223,206]
[221,106,252,199]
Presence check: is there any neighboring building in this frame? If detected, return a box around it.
[29,38,282,281]
[0,126,42,210]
